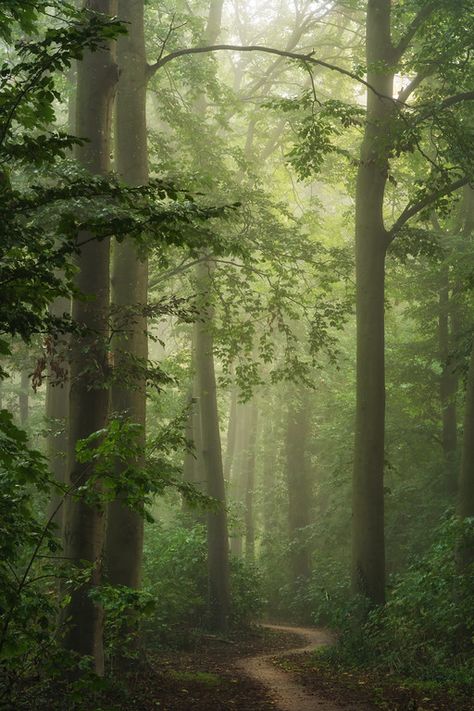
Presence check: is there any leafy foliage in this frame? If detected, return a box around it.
[142,522,264,647]
[323,518,474,688]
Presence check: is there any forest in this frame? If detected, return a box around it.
[0,0,473,709]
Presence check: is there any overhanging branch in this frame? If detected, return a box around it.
[393,2,437,61]
[147,43,385,98]
[388,176,472,242]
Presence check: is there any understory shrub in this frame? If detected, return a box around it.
[142,519,264,646]
[323,516,474,687]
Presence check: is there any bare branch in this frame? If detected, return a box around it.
[388,177,471,242]
[393,2,437,61]
[439,91,474,110]
[397,70,431,103]
[147,43,387,99]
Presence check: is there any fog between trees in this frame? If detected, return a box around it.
[1,1,474,709]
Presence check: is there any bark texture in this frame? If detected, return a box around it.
[105,0,148,591]
[352,0,394,605]
[286,386,312,583]
[19,368,29,426]
[45,299,70,530]
[457,188,474,566]
[195,260,230,631]
[438,265,458,493]
[223,386,238,483]
[244,399,258,561]
[62,0,118,673]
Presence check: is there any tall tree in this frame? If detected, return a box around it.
[243,398,258,561]
[286,385,312,584]
[105,0,149,591]
[352,0,472,604]
[191,0,230,631]
[351,0,394,606]
[457,190,474,566]
[18,368,29,427]
[195,259,230,631]
[62,0,118,673]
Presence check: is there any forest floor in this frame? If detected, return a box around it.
[121,624,474,711]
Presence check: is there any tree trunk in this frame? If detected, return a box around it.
[19,368,29,426]
[229,401,248,556]
[438,265,458,493]
[223,385,238,483]
[195,259,230,631]
[244,399,258,561]
[457,188,474,567]
[182,366,205,522]
[104,0,148,592]
[262,406,277,541]
[286,386,312,584]
[45,298,70,530]
[352,0,394,605]
[62,0,118,673]
[458,341,474,567]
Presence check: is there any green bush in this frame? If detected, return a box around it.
[142,520,264,646]
[323,516,474,686]
[365,516,474,684]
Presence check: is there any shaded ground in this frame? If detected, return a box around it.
[124,626,303,711]
[238,624,364,711]
[135,624,474,711]
[277,647,474,711]
[14,625,474,710]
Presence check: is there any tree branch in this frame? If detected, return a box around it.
[388,176,472,242]
[439,91,474,110]
[393,2,437,61]
[147,43,386,99]
[397,69,431,104]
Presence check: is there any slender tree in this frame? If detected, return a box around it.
[62,0,118,673]
[195,259,230,630]
[286,385,312,584]
[243,398,258,561]
[457,190,474,566]
[45,306,69,528]
[18,369,29,426]
[105,0,149,591]
[438,263,458,492]
[223,385,238,482]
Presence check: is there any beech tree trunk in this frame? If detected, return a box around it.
[195,260,230,631]
[458,342,474,567]
[105,0,148,591]
[457,188,474,566]
[182,364,205,521]
[286,386,312,584]
[352,0,394,605]
[62,0,118,673]
[438,265,458,493]
[244,399,258,561]
[223,386,238,483]
[229,401,249,556]
[45,299,70,529]
[19,368,29,426]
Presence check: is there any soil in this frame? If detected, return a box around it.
[237,624,363,711]
[15,624,474,710]
[123,625,304,711]
[132,624,473,711]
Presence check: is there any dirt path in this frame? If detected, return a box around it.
[237,624,366,711]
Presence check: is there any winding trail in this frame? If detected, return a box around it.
[237,624,363,711]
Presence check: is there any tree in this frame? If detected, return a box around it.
[352,0,474,605]
[105,0,149,592]
[286,385,313,584]
[195,259,230,631]
[62,0,119,673]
